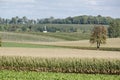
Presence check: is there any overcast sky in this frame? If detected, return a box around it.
[0,0,120,19]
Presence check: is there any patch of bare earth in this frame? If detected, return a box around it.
[0,47,120,59]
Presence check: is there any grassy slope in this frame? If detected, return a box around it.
[0,32,65,42]
[1,70,120,80]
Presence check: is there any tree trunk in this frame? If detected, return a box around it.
[97,41,100,49]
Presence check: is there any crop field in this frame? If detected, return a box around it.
[1,70,120,80]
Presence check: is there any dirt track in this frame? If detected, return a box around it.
[0,47,120,59]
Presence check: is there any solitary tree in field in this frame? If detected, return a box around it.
[90,25,107,49]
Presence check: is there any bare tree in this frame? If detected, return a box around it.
[90,25,107,49]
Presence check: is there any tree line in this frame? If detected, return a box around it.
[0,15,113,25]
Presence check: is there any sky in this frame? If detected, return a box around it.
[0,0,120,19]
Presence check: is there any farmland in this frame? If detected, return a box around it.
[0,0,120,79]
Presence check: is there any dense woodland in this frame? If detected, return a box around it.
[0,15,120,38]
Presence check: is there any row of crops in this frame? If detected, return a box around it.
[0,56,120,74]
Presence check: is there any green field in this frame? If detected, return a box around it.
[1,70,120,80]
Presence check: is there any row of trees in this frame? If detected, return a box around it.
[0,15,113,25]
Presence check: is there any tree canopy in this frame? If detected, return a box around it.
[90,25,107,49]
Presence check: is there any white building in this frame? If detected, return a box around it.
[43,26,47,33]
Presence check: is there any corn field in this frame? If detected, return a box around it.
[0,56,120,74]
